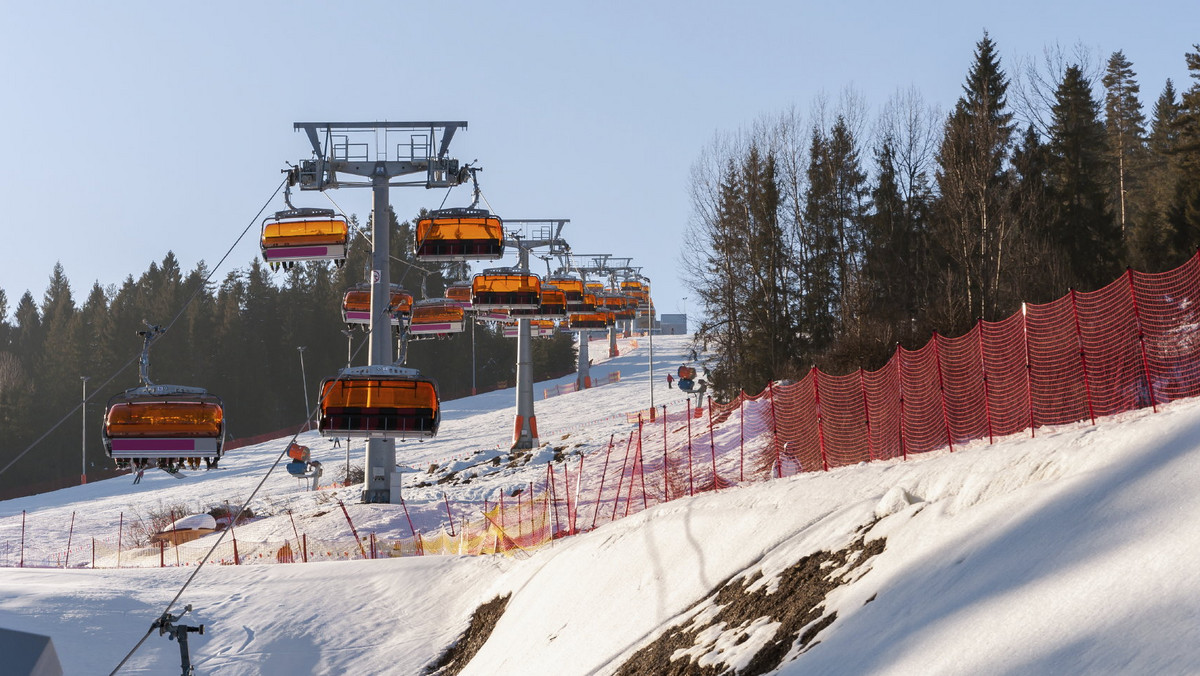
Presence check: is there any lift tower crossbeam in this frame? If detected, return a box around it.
[291,121,468,504]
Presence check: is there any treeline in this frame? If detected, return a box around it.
[0,208,576,495]
[687,34,1200,397]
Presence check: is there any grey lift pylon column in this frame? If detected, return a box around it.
[503,220,570,450]
[576,331,591,390]
[365,171,397,503]
[513,246,537,449]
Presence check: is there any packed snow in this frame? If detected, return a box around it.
[2,334,1200,675]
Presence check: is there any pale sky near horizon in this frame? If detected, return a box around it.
[1,1,1196,327]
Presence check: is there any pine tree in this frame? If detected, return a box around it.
[1046,65,1120,290]
[1102,51,1148,246]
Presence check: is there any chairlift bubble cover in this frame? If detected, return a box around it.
[409,300,466,335]
[318,368,440,439]
[471,272,542,311]
[260,213,349,263]
[342,284,413,325]
[415,208,505,261]
[102,385,225,459]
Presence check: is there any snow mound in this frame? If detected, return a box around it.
[874,486,921,519]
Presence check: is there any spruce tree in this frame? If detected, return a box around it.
[932,31,1016,328]
[1046,65,1120,290]
[1165,45,1200,260]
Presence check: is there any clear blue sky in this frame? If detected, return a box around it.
[1,1,1196,326]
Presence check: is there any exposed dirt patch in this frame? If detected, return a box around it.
[424,593,511,675]
[614,532,886,676]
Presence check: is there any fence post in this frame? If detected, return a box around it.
[573,453,584,533]
[19,510,25,568]
[547,463,560,538]
[896,346,908,462]
[686,399,695,495]
[226,501,241,565]
[638,418,648,510]
[768,381,781,478]
[977,320,995,444]
[591,435,615,529]
[1069,289,1098,425]
[338,499,367,560]
[1023,303,1036,437]
[624,434,640,519]
[662,404,670,500]
[1127,268,1158,412]
[117,512,122,569]
[739,393,745,482]
[444,492,457,537]
[812,368,829,471]
[858,370,874,461]
[561,458,572,535]
[619,427,638,523]
[397,492,419,551]
[159,540,165,568]
[302,533,308,563]
[64,511,75,569]
[370,532,376,559]
[932,332,954,452]
[707,397,720,486]
[170,509,179,567]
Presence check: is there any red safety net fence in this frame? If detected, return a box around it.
[573,254,1200,526]
[763,256,1200,475]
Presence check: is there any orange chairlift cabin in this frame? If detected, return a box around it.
[502,319,558,338]
[510,286,567,320]
[260,206,349,271]
[414,208,505,261]
[567,310,615,330]
[575,291,599,314]
[342,283,414,327]
[408,299,467,339]
[318,365,440,439]
[445,280,474,311]
[598,293,637,321]
[471,269,542,311]
[546,275,586,309]
[102,324,225,472]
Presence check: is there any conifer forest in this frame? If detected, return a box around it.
[0,209,576,496]
[686,36,1200,398]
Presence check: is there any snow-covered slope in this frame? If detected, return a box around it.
[2,334,1200,675]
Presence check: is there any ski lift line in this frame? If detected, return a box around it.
[0,176,291,482]
[110,331,372,675]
